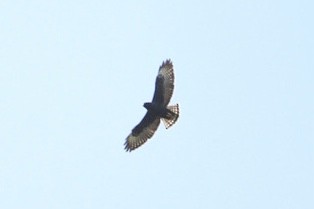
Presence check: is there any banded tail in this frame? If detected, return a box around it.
[161,104,179,129]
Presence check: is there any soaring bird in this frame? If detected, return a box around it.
[124,59,179,151]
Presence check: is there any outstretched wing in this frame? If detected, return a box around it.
[124,112,160,151]
[152,59,174,106]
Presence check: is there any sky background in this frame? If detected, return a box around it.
[0,0,313,208]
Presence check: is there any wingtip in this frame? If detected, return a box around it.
[124,139,132,152]
[160,59,173,71]
[124,146,132,152]
[163,59,172,65]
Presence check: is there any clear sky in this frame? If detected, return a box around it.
[0,0,313,208]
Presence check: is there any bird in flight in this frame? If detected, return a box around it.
[124,59,179,152]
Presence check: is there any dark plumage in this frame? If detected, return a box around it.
[124,59,179,151]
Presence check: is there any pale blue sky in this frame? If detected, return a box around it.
[0,0,313,209]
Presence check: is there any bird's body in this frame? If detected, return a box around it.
[124,59,179,151]
[144,102,170,118]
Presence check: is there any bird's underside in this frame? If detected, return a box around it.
[124,59,179,152]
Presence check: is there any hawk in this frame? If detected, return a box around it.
[124,59,179,151]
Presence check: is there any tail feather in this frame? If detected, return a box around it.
[161,104,179,129]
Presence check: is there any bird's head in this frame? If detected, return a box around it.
[143,102,151,110]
